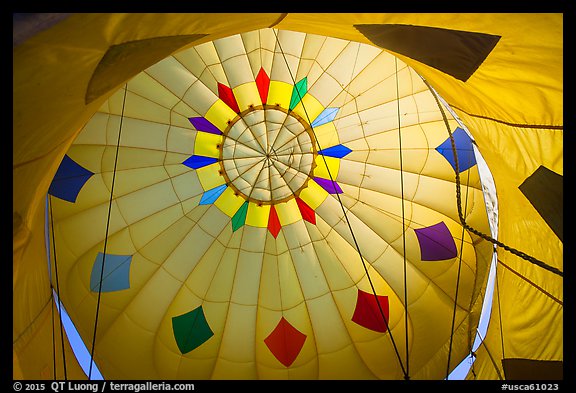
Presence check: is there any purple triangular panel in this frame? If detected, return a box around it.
[189,117,222,135]
[414,221,458,261]
[313,177,343,194]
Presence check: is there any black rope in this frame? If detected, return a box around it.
[49,195,67,380]
[272,28,409,379]
[475,328,505,380]
[496,265,506,360]
[88,84,127,379]
[394,57,410,380]
[51,283,56,379]
[425,78,564,379]
[423,79,563,278]
[445,159,472,379]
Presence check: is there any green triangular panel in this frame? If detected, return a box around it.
[231,201,249,232]
[172,306,214,354]
[289,77,308,110]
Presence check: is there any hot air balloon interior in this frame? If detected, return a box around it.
[13,13,563,382]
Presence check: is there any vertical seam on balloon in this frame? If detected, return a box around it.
[446,161,472,379]
[395,56,411,380]
[492,270,506,376]
[255,230,289,376]
[495,264,506,360]
[48,195,68,379]
[89,83,127,380]
[309,206,395,380]
[205,228,240,379]
[57,196,223,377]
[473,322,505,380]
[208,210,250,378]
[285,220,325,378]
[272,28,409,378]
[170,206,237,378]
[165,54,205,114]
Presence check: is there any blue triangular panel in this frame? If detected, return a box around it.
[199,184,227,205]
[182,155,218,169]
[48,155,94,203]
[311,107,339,128]
[435,127,477,173]
[90,252,133,292]
[318,144,352,159]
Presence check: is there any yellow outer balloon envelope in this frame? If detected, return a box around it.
[13,13,562,380]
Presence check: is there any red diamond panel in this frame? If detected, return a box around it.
[264,317,306,367]
[351,289,389,333]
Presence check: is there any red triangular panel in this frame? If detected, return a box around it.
[351,289,389,333]
[217,82,240,113]
[255,68,270,105]
[268,205,281,238]
[264,317,307,367]
[296,198,316,224]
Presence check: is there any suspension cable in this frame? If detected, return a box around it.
[425,78,564,379]
[50,280,57,379]
[445,159,472,379]
[394,57,410,380]
[496,264,506,360]
[475,328,505,380]
[88,84,127,379]
[49,195,67,380]
[272,28,409,379]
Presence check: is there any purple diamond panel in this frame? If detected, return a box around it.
[414,221,458,261]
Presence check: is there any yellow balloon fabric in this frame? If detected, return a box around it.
[44,28,493,379]
[13,13,562,381]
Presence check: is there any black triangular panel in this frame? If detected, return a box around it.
[519,165,563,242]
[354,24,501,82]
[86,34,208,104]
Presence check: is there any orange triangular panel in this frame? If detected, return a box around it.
[268,205,281,238]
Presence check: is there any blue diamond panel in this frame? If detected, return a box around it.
[90,252,133,292]
[48,155,94,203]
[436,127,477,173]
